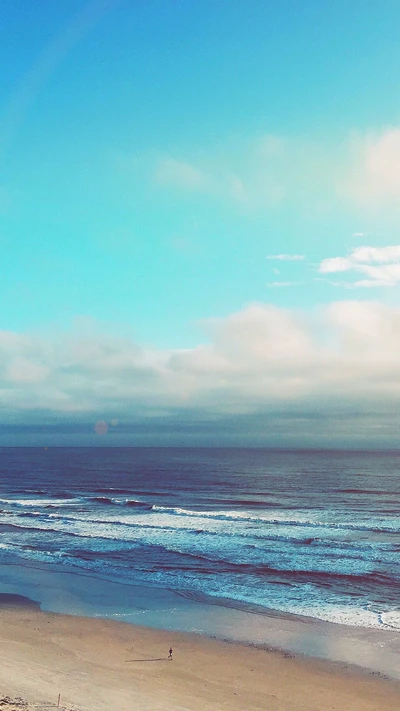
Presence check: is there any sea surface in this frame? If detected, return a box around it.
[0,447,399,633]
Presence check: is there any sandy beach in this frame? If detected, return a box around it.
[0,600,399,711]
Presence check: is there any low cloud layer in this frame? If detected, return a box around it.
[2,301,400,446]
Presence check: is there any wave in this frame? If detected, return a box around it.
[0,522,69,536]
[0,498,79,507]
[338,488,398,495]
[14,489,47,495]
[3,524,397,588]
[4,509,400,555]
[91,497,116,505]
[150,505,399,533]
[59,541,399,588]
[90,496,151,509]
[155,560,399,589]
[2,512,399,582]
[92,488,134,495]
[12,490,75,499]
[4,498,397,535]
[126,499,152,508]
[221,499,298,509]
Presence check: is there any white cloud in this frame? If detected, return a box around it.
[357,263,400,283]
[351,245,400,263]
[266,254,305,261]
[319,245,400,287]
[319,257,352,274]
[5,357,48,384]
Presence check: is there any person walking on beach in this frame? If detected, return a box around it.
[168,647,173,660]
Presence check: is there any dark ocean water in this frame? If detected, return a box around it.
[0,447,399,631]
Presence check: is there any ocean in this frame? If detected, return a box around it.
[0,447,399,633]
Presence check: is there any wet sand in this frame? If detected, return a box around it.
[0,600,399,711]
[1,562,399,681]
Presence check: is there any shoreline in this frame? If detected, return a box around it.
[0,598,399,711]
[0,591,396,686]
[0,560,399,682]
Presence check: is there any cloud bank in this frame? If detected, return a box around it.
[2,301,400,446]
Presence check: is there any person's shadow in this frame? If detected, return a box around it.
[126,658,167,662]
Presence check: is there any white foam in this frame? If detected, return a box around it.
[151,506,399,533]
[380,611,400,630]
[0,498,78,507]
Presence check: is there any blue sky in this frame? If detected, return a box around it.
[2,1,400,445]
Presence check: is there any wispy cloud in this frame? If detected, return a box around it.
[319,245,400,287]
[151,135,332,211]
[266,281,301,288]
[149,127,400,222]
[154,158,207,191]
[153,156,250,205]
[266,254,305,261]
[343,129,400,207]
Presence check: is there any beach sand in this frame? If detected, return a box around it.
[0,602,399,711]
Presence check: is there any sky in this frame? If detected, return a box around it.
[2,0,400,446]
